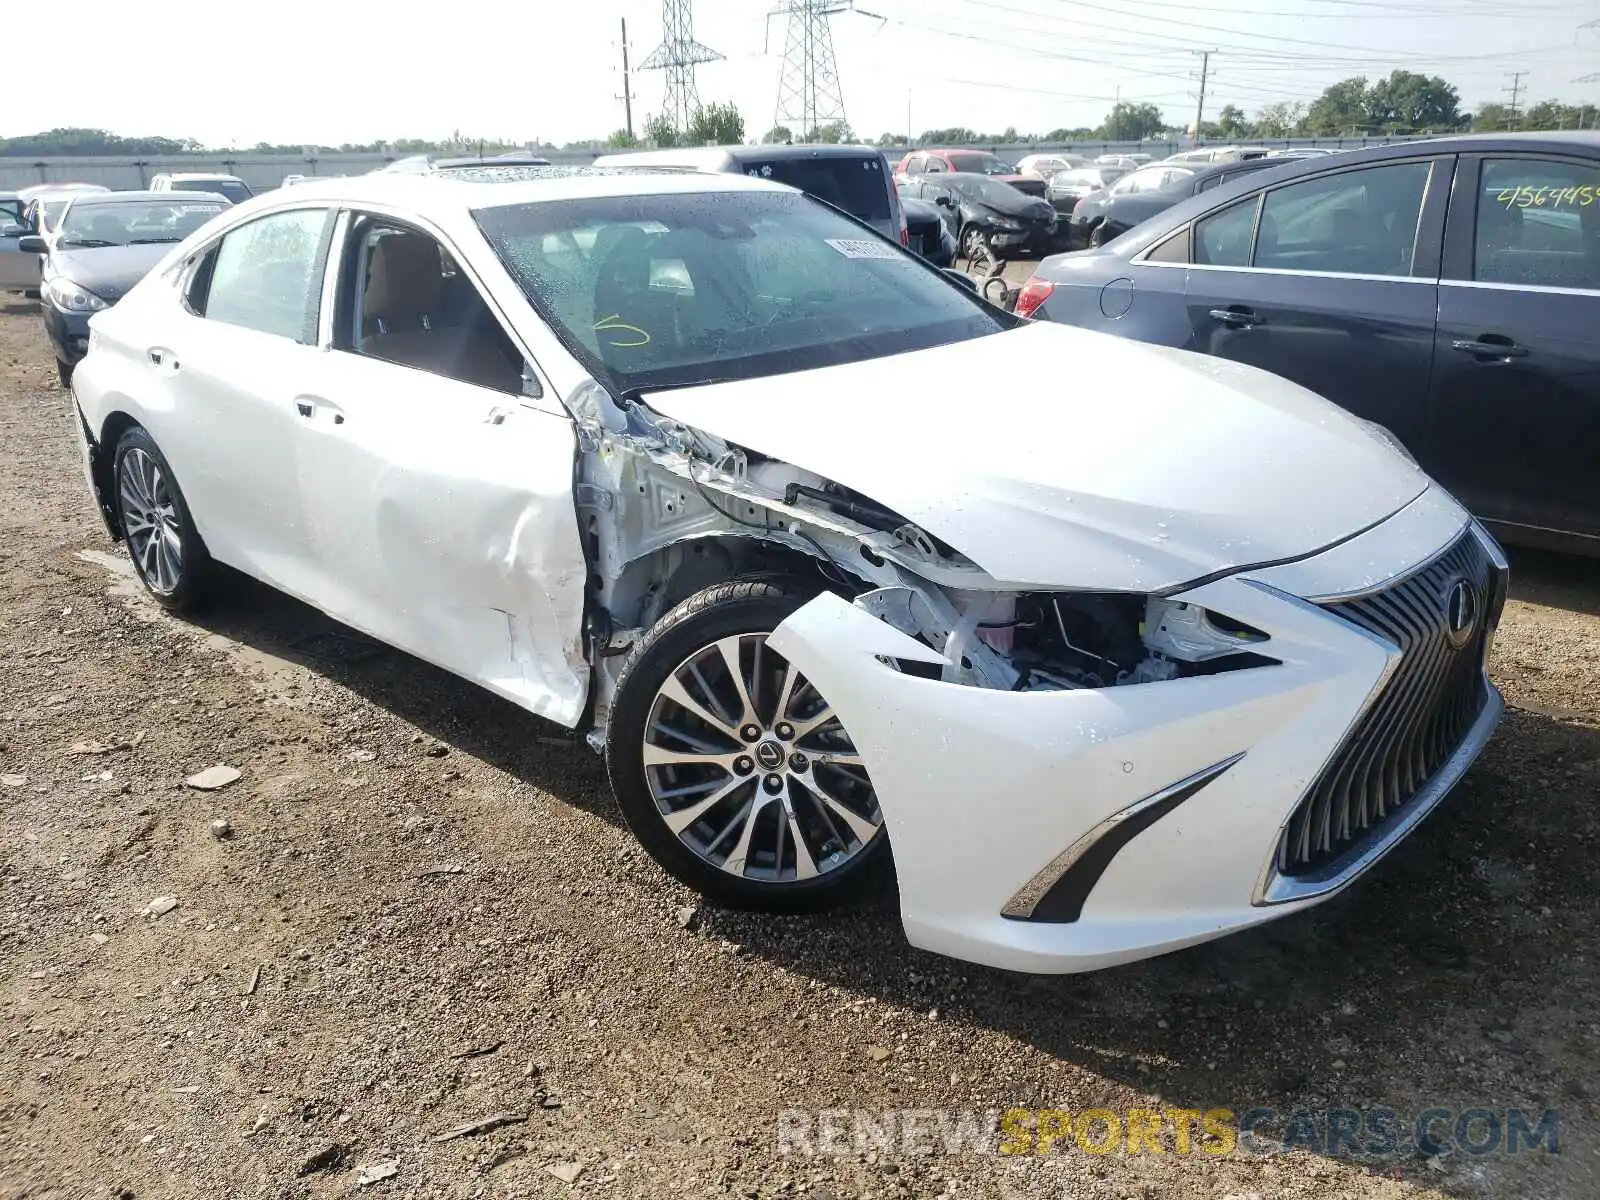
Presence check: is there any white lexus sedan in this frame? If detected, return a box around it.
[68,167,1507,973]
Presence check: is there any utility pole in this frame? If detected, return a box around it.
[1192,50,1213,145]
[1503,71,1528,127]
[618,17,635,140]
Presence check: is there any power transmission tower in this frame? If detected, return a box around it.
[617,18,636,140]
[1503,71,1528,126]
[639,0,723,136]
[1192,50,1214,144]
[766,1,884,137]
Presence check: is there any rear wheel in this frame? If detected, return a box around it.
[607,577,890,912]
[112,425,214,612]
[55,358,73,388]
[1089,219,1115,247]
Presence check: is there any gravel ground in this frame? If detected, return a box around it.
[1,299,1597,1200]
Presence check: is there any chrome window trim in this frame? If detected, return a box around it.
[1443,277,1600,299]
[1131,252,1440,286]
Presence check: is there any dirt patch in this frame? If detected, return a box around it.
[0,306,1595,1199]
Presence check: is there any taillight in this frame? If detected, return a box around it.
[897,209,910,246]
[1012,277,1055,319]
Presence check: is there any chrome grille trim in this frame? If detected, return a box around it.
[1259,524,1507,902]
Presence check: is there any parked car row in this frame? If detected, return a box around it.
[1020,131,1600,554]
[62,162,1508,977]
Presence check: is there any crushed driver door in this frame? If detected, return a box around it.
[290,350,591,726]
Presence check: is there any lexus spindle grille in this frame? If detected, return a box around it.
[1279,528,1505,877]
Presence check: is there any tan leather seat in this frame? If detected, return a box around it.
[363,232,442,338]
[360,231,521,392]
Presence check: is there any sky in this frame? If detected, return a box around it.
[25,0,1600,147]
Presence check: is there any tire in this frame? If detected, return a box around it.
[56,358,73,388]
[111,425,214,612]
[961,225,988,263]
[607,576,891,912]
[1089,220,1115,248]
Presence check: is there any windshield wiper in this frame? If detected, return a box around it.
[129,237,181,245]
[58,238,117,249]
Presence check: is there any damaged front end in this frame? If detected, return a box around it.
[566,378,1279,749]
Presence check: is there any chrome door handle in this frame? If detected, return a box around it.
[1209,307,1263,328]
[1452,338,1527,360]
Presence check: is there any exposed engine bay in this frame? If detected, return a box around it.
[566,380,1276,744]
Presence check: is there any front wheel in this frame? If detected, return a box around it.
[961,226,989,264]
[1089,220,1115,247]
[112,425,214,611]
[607,577,891,912]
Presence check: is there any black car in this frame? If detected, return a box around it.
[1065,157,1287,248]
[1044,165,1132,216]
[901,195,957,266]
[20,190,232,385]
[1020,132,1600,553]
[897,172,1065,260]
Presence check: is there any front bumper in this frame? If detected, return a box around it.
[769,486,1505,973]
[987,224,1063,255]
[42,301,94,365]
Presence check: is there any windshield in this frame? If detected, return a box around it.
[58,199,230,248]
[41,200,72,231]
[474,189,1008,393]
[946,152,1013,176]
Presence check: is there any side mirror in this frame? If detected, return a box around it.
[0,222,25,239]
[17,235,47,254]
[935,194,954,209]
[942,269,977,292]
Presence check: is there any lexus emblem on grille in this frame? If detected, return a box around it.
[1444,577,1480,648]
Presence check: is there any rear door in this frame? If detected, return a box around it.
[1181,154,1450,453]
[1428,152,1600,541]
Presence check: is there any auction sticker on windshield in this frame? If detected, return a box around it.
[825,238,899,260]
[180,205,225,213]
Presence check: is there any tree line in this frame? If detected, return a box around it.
[4,72,1594,159]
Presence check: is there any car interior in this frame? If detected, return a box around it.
[346,223,528,395]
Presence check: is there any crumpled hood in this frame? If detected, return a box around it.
[643,320,1430,592]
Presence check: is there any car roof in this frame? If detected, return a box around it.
[19,182,110,199]
[254,165,802,212]
[158,171,244,179]
[595,144,885,168]
[68,190,230,205]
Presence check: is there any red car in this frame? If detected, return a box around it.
[893,148,1046,197]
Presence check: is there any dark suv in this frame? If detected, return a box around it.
[591,144,905,246]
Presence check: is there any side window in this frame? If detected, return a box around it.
[1475,158,1600,291]
[1193,197,1257,267]
[1143,226,1191,264]
[925,158,946,174]
[905,155,924,174]
[193,208,329,341]
[339,218,530,396]
[1255,160,1432,278]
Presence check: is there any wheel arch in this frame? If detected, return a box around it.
[84,407,144,541]
[608,533,859,637]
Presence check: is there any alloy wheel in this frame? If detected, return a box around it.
[641,633,882,884]
[118,447,183,595]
